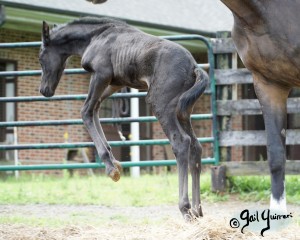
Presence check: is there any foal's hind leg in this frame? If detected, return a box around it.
[179,118,203,217]
[151,100,192,219]
[81,73,120,181]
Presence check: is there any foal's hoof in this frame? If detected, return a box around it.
[183,213,194,222]
[192,205,203,218]
[182,207,203,222]
[109,168,121,182]
[113,160,122,173]
[106,160,122,182]
[191,208,203,218]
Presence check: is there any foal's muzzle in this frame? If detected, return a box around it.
[40,86,54,97]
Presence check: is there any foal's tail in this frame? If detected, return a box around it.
[177,67,209,121]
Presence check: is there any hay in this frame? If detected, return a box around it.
[0,217,299,240]
[171,217,298,240]
[0,203,299,240]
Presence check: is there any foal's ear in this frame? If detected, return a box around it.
[42,21,50,46]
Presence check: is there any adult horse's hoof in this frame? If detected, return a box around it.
[109,168,121,182]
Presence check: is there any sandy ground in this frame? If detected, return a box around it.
[0,201,299,240]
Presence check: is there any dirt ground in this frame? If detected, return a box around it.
[0,201,299,240]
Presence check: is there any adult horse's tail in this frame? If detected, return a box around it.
[177,67,208,121]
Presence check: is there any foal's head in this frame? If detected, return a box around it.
[39,21,67,97]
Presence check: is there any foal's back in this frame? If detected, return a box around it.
[83,17,197,90]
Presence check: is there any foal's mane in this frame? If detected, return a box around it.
[70,17,126,26]
[51,17,126,33]
[50,17,127,44]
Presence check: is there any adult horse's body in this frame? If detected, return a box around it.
[220,0,300,212]
[39,17,208,218]
[86,0,299,213]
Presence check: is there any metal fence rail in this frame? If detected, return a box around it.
[0,137,214,150]
[0,34,219,171]
[0,92,147,102]
[0,114,213,127]
[0,158,216,172]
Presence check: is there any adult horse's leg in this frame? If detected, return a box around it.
[253,74,291,212]
[81,73,120,182]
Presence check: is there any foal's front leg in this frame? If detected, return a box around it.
[81,73,121,181]
[94,85,123,173]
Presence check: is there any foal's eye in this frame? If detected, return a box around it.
[39,60,45,69]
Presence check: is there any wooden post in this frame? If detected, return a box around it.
[0,6,5,26]
[215,31,233,162]
[211,31,234,192]
[211,165,227,192]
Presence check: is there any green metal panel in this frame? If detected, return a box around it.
[0,158,216,171]
[0,114,213,127]
[0,137,214,151]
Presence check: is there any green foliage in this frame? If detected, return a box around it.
[228,175,300,204]
[0,173,299,206]
[0,173,178,206]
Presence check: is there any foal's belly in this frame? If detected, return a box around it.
[234,32,300,87]
[111,74,149,90]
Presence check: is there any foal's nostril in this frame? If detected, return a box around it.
[40,86,45,95]
[44,87,49,96]
[40,86,52,97]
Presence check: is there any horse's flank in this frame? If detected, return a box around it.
[222,0,300,87]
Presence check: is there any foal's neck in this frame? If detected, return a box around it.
[52,23,110,57]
